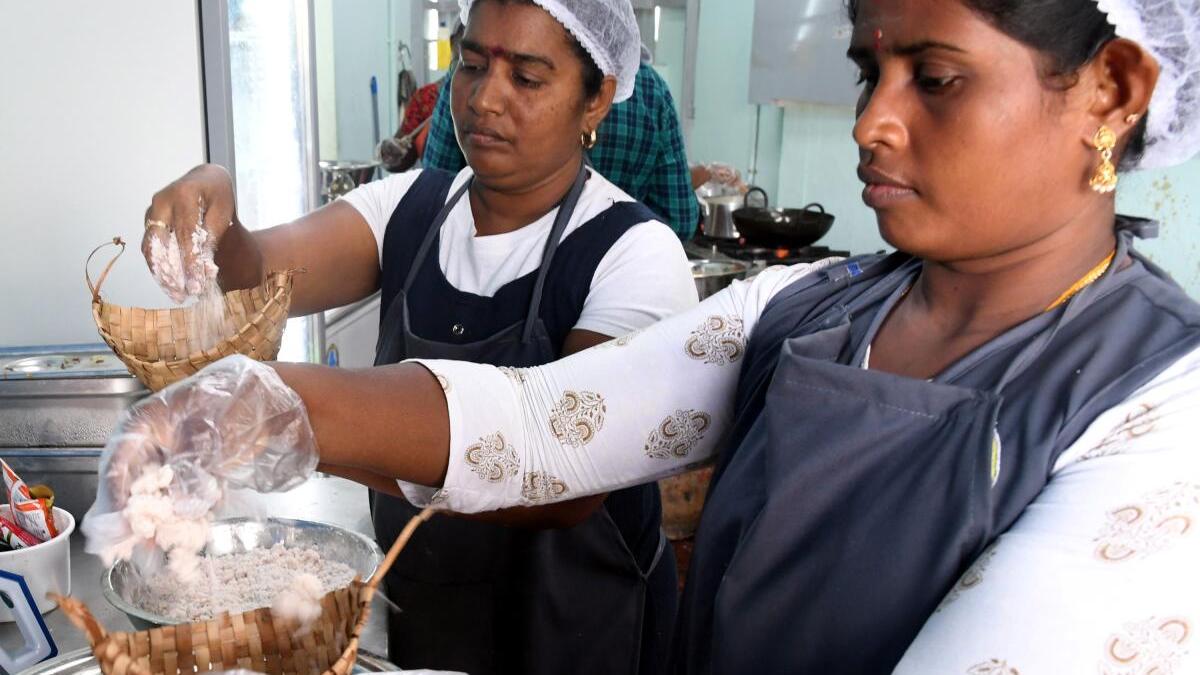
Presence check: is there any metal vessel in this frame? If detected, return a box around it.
[103,517,385,630]
[690,259,749,300]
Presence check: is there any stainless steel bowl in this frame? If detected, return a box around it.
[691,259,749,300]
[319,160,380,203]
[25,647,400,675]
[102,517,384,630]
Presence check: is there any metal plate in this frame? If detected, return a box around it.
[25,647,400,675]
[1,353,129,380]
[103,517,385,629]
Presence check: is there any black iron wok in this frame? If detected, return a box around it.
[732,188,834,248]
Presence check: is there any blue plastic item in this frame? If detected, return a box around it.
[0,570,57,673]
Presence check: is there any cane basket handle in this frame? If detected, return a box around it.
[85,238,126,303]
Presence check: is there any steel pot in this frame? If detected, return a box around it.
[319,160,380,204]
[691,259,749,300]
[698,194,743,240]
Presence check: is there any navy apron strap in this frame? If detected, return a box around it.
[522,160,589,343]
[402,178,473,293]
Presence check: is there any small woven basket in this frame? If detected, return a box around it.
[87,238,296,392]
[54,509,433,675]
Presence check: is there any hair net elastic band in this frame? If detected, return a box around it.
[458,0,641,103]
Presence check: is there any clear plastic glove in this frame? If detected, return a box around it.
[83,355,319,566]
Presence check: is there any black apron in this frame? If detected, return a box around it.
[673,220,1200,673]
[372,164,674,675]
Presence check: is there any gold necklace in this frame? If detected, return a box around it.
[896,250,1117,312]
[1044,251,1116,312]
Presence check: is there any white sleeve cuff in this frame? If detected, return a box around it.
[399,359,527,512]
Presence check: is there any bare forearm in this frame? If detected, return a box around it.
[273,362,451,487]
[214,221,265,291]
[215,202,381,316]
[317,462,406,496]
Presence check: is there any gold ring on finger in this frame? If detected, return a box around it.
[145,219,169,232]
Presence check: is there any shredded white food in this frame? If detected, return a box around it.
[100,464,212,579]
[148,233,188,305]
[146,197,232,350]
[272,572,325,635]
[136,544,356,622]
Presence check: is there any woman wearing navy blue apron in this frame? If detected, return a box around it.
[354,2,696,669]
[105,0,1200,672]
[355,0,697,668]
[126,1,693,674]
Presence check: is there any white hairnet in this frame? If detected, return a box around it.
[458,0,642,102]
[1095,0,1200,170]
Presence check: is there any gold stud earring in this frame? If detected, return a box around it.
[1125,113,1140,125]
[1090,125,1118,194]
[580,129,598,150]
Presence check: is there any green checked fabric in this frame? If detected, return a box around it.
[423,63,700,240]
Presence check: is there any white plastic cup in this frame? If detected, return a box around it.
[0,506,74,620]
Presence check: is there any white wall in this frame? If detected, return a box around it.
[0,1,207,347]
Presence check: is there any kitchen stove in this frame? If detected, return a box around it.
[689,234,851,274]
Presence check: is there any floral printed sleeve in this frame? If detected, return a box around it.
[894,347,1200,674]
[397,261,840,513]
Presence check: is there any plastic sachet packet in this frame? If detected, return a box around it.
[0,458,58,544]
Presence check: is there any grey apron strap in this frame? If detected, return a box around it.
[844,259,923,368]
[402,178,473,293]
[990,231,1137,393]
[522,161,589,342]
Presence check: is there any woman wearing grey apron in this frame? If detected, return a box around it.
[97,0,1200,672]
[121,1,694,673]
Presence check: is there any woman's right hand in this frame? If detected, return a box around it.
[141,164,255,303]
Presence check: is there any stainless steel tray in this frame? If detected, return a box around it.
[0,345,146,448]
[1,352,130,380]
[25,648,400,675]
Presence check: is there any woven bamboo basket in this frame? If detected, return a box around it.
[53,508,434,675]
[87,237,296,392]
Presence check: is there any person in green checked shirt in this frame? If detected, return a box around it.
[423,45,702,240]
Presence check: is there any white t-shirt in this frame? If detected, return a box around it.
[406,262,1200,672]
[342,167,697,338]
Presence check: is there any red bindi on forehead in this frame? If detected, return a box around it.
[486,45,511,60]
[874,28,884,51]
